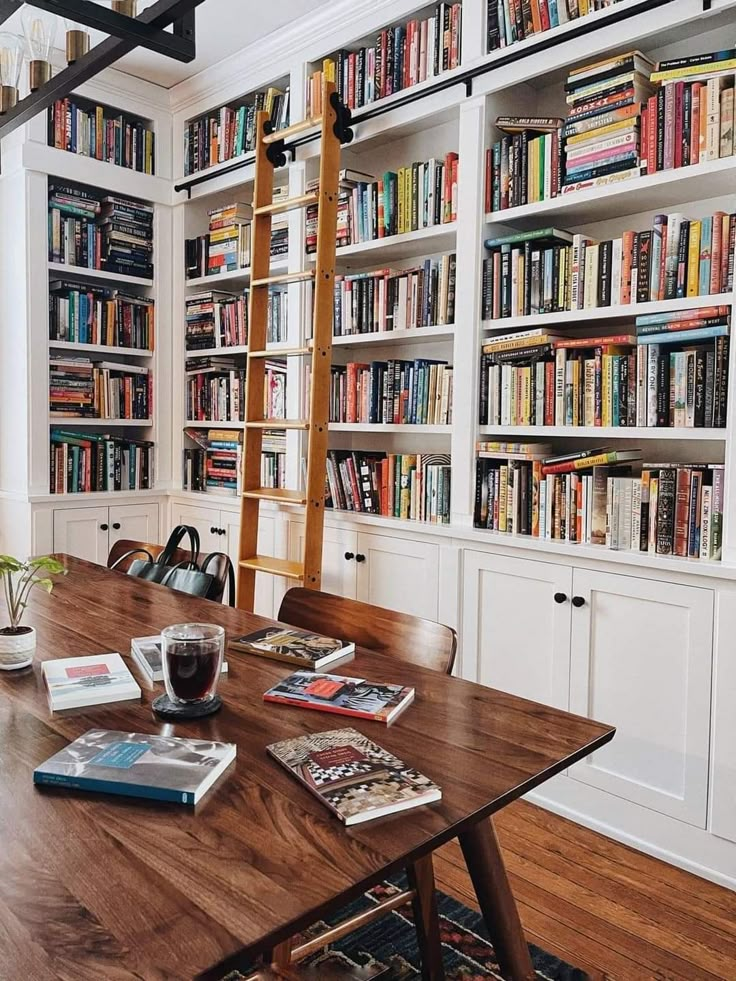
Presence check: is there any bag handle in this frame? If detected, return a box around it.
[110,547,154,572]
[201,552,236,607]
[157,525,201,568]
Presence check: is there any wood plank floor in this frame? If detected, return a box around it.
[434,800,736,980]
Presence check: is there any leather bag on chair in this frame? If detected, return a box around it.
[112,525,215,599]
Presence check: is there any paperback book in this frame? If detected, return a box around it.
[131,636,228,685]
[263,671,415,724]
[267,727,441,825]
[42,653,141,711]
[229,627,355,670]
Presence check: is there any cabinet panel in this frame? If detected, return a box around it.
[462,550,572,707]
[170,504,221,557]
[290,522,358,599]
[356,532,439,621]
[109,503,159,549]
[53,507,110,565]
[569,569,713,827]
[223,510,275,616]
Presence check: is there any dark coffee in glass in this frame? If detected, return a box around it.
[161,624,225,705]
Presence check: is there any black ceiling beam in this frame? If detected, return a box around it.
[0,0,21,28]
[29,0,195,62]
[0,0,205,142]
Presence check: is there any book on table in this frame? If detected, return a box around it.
[131,636,229,685]
[267,727,441,825]
[42,653,141,711]
[263,670,415,724]
[33,730,236,805]
[229,627,355,670]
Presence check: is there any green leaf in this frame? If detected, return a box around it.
[0,556,24,574]
[29,578,54,594]
[28,556,67,576]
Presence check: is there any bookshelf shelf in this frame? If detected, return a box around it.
[477,425,727,441]
[184,345,249,358]
[481,296,731,332]
[484,157,736,229]
[47,262,154,289]
[49,418,154,427]
[332,325,455,347]
[185,257,289,290]
[184,420,246,429]
[49,341,154,358]
[331,223,457,262]
[330,423,452,433]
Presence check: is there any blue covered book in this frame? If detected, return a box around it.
[33,730,236,805]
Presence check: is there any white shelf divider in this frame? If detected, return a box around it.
[477,425,727,441]
[332,324,455,347]
[48,261,154,288]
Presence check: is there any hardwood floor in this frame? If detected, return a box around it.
[434,800,736,980]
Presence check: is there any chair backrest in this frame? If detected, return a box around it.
[107,539,191,574]
[278,588,457,676]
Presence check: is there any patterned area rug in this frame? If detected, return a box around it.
[226,876,587,980]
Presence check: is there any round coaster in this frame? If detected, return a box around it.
[152,694,223,720]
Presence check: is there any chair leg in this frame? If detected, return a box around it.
[406,854,445,981]
[269,938,293,968]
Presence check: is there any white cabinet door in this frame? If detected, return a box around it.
[169,504,222,557]
[356,532,439,620]
[289,521,358,599]
[569,569,714,827]
[223,510,276,616]
[462,550,573,707]
[109,503,159,549]
[53,507,110,565]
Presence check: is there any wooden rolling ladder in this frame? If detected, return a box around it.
[236,81,351,612]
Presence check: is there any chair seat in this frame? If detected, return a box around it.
[249,960,389,980]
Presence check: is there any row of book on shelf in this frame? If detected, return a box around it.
[484,47,736,210]
[185,358,286,424]
[183,87,289,176]
[50,432,154,494]
[183,429,285,496]
[480,307,730,429]
[185,193,288,279]
[49,280,155,351]
[306,2,462,115]
[320,359,453,426]
[326,450,451,524]
[184,288,287,351]
[332,254,456,336]
[482,215,735,321]
[50,357,152,420]
[474,444,724,561]
[48,183,154,280]
[48,99,156,175]
[486,0,617,52]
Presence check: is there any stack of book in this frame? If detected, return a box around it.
[306,4,462,116]
[183,86,290,176]
[98,195,154,280]
[49,357,152,420]
[183,428,242,495]
[264,289,288,345]
[185,358,246,423]
[643,48,736,174]
[48,183,102,267]
[326,450,451,523]
[485,115,564,212]
[50,431,154,493]
[562,51,654,194]
[479,308,730,429]
[482,211,736,319]
[487,0,618,51]
[264,360,287,421]
[327,359,453,425]
[185,291,247,352]
[261,430,287,488]
[48,98,155,174]
[474,445,724,560]
[204,203,252,277]
[306,154,458,252]
[49,280,155,350]
[333,254,456,336]
[305,169,376,253]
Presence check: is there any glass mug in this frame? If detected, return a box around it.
[161,623,225,706]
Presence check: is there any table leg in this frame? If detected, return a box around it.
[407,854,445,981]
[458,817,535,981]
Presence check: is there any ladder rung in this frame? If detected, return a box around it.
[245,419,310,430]
[242,488,307,504]
[239,556,304,580]
[262,117,321,144]
[251,270,316,288]
[248,346,311,358]
[254,193,319,217]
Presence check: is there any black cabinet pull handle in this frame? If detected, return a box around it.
[355,554,366,563]
[572,596,586,608]
[344,552,354,561]
[210,526,217,535]
[112,523,121,531]
[100,523,109,532]
[554,592,568,604]
[219,528,226,536]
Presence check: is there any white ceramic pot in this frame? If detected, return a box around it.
[0,626,36,670]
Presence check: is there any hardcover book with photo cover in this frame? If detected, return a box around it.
[267,727,441,825]
[33,730,236,805]
[264,671,415,725]
[131,636,228,684]
[42,653,141,711]
[230,627,355,670]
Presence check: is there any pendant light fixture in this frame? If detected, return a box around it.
[112,1,138,16]
[0,32,22,114]
[64,18,90,64]
[21,5,56,91]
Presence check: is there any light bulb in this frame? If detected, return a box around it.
[0,32,21,114]
[64,18,90,64]
[21,6,56,91]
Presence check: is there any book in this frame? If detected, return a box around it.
[131,636,229,685]
[42,653,141,711]
[33,729,236,805]
[229,627,355,670]
[263,670,415,724]
[49,98,155,174]
[266,727,441,825]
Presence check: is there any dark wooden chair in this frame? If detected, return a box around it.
[107,539,233,605]
[262,588,457,979]
[278,587,457,676]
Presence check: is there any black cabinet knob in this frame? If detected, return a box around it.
[112,523,121,531]
[219,528,226,536]
[344,552,354,561]
[210,526,217,535]
[554,592,568,604]
[355,554,366,563]
[100,523,109,532]
[572,596,586,608]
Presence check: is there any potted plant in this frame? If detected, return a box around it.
[0,555,67,671]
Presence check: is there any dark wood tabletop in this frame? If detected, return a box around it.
[0,556,614,980]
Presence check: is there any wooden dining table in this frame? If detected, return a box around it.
[0,556,614,981]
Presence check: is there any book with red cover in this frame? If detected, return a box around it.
[264,670,415,725]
